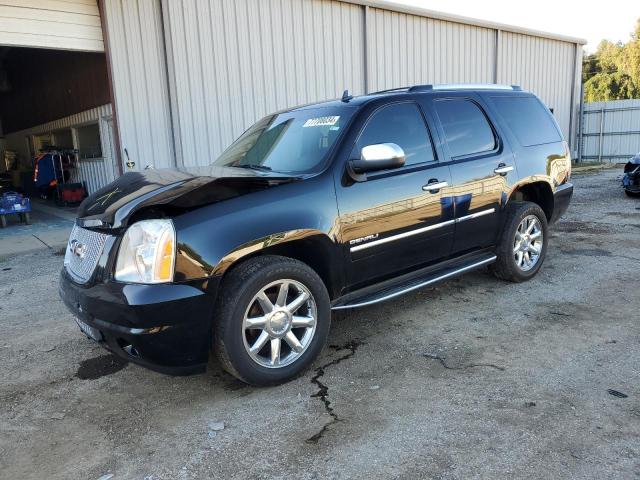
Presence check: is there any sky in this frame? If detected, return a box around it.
[390,0,640,52]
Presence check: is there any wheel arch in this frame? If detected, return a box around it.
[507,180,554,221]
[212,231,343,300]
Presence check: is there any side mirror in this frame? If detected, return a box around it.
[348,143,405,179]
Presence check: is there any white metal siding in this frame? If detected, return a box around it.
[101,0,175,170]
[103,0,583,170]
[497,31,576,141]
[0,0,103,51]
[161,0,365,168]
[366,8,496,92]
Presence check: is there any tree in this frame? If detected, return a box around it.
[584,19,640,102]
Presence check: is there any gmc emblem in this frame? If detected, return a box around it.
[70,239,87,260]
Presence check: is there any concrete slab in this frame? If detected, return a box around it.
[33,229,70,250]
[0,199,73,259]
[0,234,50,259]
[28,198,77,221]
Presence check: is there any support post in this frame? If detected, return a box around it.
[494,29,501,84]
[97,0,123,175]
[598,107,605,163]
[362,5,370,94]
[577,80,584,163]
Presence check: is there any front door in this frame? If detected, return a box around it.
[335,101,454,290]
[428,94,517,254]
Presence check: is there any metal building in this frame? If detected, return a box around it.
[102,0,585,173]
[0,0,586,191]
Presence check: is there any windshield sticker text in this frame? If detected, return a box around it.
[303,116,340,128]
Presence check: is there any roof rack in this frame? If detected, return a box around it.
[408,83,522,92]
[370,86,411,95]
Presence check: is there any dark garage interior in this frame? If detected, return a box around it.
[0,47,112,230]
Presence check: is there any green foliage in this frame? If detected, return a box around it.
[584,72,639,102]
[583,18,640,102]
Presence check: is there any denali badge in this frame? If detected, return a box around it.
[349,233,379,245]
[70,239,87,260]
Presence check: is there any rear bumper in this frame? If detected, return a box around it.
[59,270,218,375]
[550,182,573,224]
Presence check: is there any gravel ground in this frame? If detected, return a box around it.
[1,168,639,480]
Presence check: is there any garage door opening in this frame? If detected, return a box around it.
[0,46,114,233]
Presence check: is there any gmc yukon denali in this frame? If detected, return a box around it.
[59,84,573,385]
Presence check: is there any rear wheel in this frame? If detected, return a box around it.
[0,215,6,228]
[624,189,640,198]
[214,255,331,386]
[490,201,548,282]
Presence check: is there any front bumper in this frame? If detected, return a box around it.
[59,269,218,375]
[623,172,640,193]
[550,182,573,224]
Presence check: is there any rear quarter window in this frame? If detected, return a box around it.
[491,96,562,147]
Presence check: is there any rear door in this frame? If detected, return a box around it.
[426,93,518,254]
[335,101,454,289]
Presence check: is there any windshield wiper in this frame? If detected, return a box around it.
[236,164,273,172]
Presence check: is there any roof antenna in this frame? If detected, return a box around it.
[341,89,353,103]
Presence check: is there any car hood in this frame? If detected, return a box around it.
[76,166,300,229]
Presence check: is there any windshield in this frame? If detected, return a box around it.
[213,106,354,174]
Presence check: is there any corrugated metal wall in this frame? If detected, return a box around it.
[580,99,640,163]
[366,8,496,91]
[101,0,175,170]
[161,0,365,168]
[4,104,117,193]
[103,0,583,171]
[0,0,103,51]
[497,32,577,140]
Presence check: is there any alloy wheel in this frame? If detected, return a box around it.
[513,215,544,271]
[242,279,317,368]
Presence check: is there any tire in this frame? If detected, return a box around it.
[490,201,548,283]
[214,255,331,386]
[0,215,6,228]
[23,212,31,225]
[624,189,640,198]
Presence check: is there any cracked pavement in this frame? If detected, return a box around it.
[307,340,362,444]
[1,168,639,479]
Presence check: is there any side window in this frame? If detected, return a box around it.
[491,96,562,146]
[352,103,436,166]
[434,99,496,157]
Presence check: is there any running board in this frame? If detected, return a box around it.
[331,254,497,310]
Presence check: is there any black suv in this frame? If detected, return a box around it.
[59,84,573,385]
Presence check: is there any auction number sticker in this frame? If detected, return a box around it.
[303,116,340,128]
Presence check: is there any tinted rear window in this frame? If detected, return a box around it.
[434,99,496,158]
[492,96,562,146]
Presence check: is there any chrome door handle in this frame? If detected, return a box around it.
[422,181,448,193]
[494,164,514,175]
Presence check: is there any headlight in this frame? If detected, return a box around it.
[114,219,176,283]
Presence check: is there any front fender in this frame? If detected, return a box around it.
[209,229,333,276]
[171,174,340,281]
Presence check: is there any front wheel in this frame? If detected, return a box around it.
[213,255,331,386]
[490,201,548,282]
